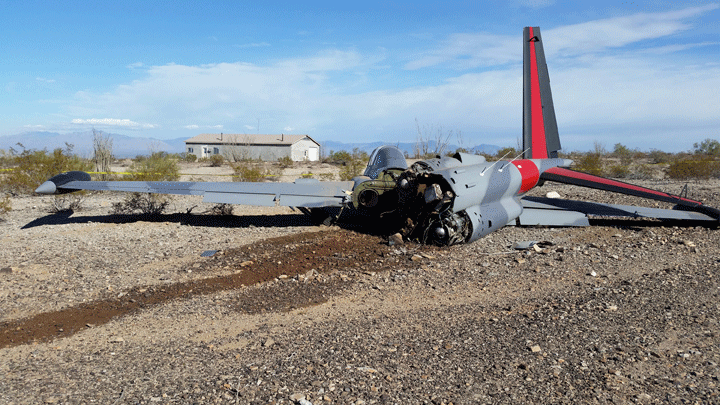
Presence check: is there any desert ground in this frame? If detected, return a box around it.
[2,163,720,404]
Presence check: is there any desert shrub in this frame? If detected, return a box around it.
[666,157,720,180]
[634,163,657,180]
[232,162,266,182]
[0,194,10,221]
[648,149,671,164]
[612,143,633,166]
[693,138,720,157]
[301,172,314,179]
[574,152,605,176]
[49,193,85,213]
[125,152,179,181]
[317,172,335,181]
[111,193,169,215]
[184,153,197,162]
[277,156,293,168]
[496,147,519,159]
[1,144,92,195]
[608,164,631,178]
[208,203,234,216]
[339,159,365,181]
[209,154,224,167]
[326,150,353,165]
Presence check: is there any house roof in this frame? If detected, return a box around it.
[185,134,318,146]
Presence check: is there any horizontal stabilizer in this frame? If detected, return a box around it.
[541,167,720,220]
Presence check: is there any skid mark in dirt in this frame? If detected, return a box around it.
[0,229,403,349]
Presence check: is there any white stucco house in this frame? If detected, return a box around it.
[184,134,321,162]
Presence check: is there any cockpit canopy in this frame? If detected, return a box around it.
[363,145,408,179]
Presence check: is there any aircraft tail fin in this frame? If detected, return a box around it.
[523,27,561,159]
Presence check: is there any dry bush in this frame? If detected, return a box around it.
[666,158,720,180]
[208,203,234,216]
[49,193,85,213]
[0,194,10,221]
[209,154,224,167]
[1,144,93,195]
[339,159,364,181]
[92,129,113,181]
[126,152,179,182]
[574,153,605,176]
[608,164,631,178]
[317,172,336,181]
[232,162,264,182]
[111,193,170,215]
[277,156,293,168]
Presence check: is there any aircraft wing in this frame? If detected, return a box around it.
[540,167,720,220]
[35,171,354,208]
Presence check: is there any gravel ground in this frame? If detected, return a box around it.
[1,177,720,404]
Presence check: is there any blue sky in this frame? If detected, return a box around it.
[1,0,718,152]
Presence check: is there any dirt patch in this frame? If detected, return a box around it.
[0,228,404,349]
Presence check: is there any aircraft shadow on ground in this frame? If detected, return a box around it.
[21,210,319,230]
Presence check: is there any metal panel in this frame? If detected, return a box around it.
[203,191,276,206]
[516,208,590,226]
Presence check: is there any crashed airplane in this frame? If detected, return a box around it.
[37,27,720,246]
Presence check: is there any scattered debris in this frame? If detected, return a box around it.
[200,250,218,257]
[388,233,404,246]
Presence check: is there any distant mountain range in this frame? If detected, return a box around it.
[320,140,501,157]
[0,131,501,158]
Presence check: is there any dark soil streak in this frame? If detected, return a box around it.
[0,229,396,349]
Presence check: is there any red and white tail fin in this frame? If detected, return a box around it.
[523,26,561,159]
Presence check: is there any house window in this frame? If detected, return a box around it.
[188,147,194,153]
[213,147,220,154]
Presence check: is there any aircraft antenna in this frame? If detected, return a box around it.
[481,149,514,175]
[499,148,531,171]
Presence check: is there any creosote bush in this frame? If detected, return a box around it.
[209,154,224,167]
[232,162,266,182]
[1,144,92,195]
[126,152,179,182]
[49,193,85,213]
[111,193,170,215]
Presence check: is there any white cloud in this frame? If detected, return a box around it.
[71,118,157,129]
[36,77,56,83]
[60,6,720,151]
[127,62,144,69]
[405,4,719,70]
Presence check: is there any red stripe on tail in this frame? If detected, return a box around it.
[528,27,548,159]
